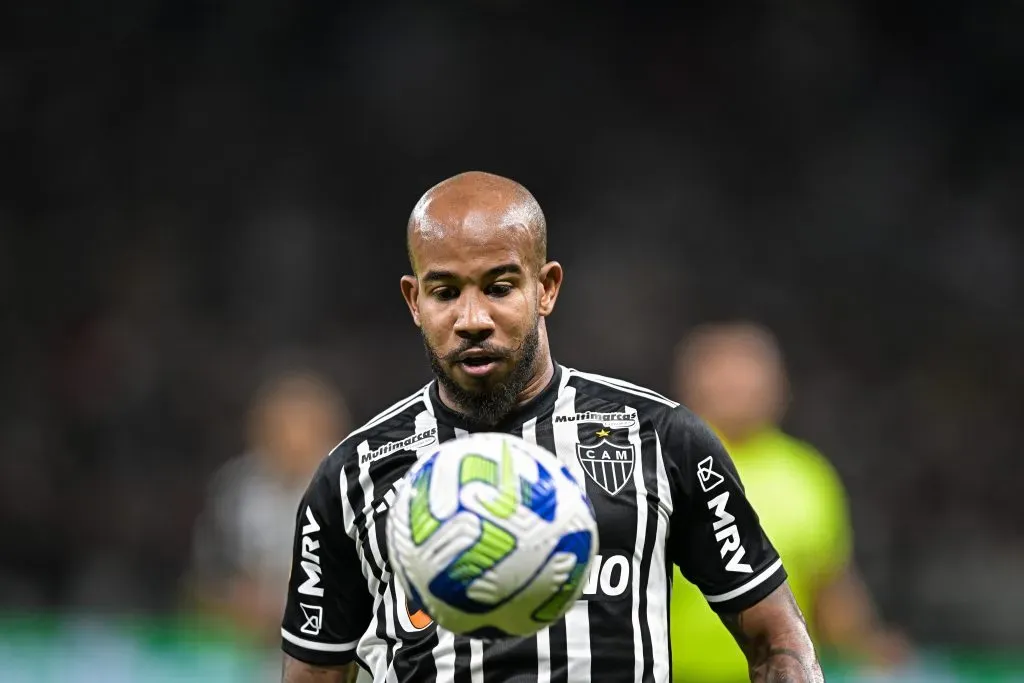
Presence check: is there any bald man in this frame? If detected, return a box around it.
[280,172,824,683]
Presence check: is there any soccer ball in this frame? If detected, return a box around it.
[386,431,598,639]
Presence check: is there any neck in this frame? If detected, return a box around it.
[514,351,556,407]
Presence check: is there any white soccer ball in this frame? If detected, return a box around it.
[386,431,598,639]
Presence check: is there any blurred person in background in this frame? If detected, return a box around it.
[186,369,350,643]
[669,322,909,682]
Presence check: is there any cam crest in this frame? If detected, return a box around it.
[575,439,635,496]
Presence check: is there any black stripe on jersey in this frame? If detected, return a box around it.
[453,640,473,683]
[535,418,568,683]
[391,630,440,682]
[482,636,543,683]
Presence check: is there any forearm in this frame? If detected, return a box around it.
[720,584,825,683]
[746,628,824,683]
[282,654,361,683]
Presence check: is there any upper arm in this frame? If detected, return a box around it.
[281,457,374,667]
[663,407,787,613]
[282,653,361,683]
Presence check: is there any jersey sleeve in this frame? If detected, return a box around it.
[662,407,787,613]
[281,457,373,666]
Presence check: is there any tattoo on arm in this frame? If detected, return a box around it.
[282,655,360,683]
[719,584,824,683]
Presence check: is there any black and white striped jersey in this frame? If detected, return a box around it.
[281,364,786,682]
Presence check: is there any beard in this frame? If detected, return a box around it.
[424,320,541,427]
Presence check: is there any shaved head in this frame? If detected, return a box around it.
[407,171,547,274]
[399,170,562,426]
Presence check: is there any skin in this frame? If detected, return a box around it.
[720,584,825,682]
[400,171,562,425]
[283,175,822,682]
[282,657,361,683]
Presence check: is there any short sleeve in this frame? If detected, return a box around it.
[281,460,373,666]
[663,407,787,613]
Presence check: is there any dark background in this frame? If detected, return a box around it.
[2,0,1023,653]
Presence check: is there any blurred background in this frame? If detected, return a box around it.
[2,1,1023,681]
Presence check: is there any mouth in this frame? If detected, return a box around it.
[455,353,503,378]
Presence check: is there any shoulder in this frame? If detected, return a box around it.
[563,367,715,452]
[312,383,434,487]
[564,366,677,415]
[564,367,711,437]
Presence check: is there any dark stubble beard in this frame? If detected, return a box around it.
[424,320,541,427]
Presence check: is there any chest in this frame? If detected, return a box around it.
[357,413,671,568]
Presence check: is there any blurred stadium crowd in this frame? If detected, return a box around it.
[2,0,1023,674]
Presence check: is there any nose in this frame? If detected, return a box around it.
[453,290,495,342]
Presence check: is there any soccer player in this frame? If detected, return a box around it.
[280,172,824,683]
[668,323,909,682]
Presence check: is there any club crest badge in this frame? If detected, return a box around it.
[576,439,635,496]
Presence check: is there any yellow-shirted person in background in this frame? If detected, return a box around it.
[670,322,909,682]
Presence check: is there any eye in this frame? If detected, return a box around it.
[487,282,514,297]
[431,287,459,301]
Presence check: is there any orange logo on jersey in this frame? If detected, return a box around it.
[406,596,433,629]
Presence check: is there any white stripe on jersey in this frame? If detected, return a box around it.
[704,558,784,603]
[281,629,359,652]
[625,405,648,683]
[551,381,591,683]
[432,629,457,683]
[470,639,485,683]
[650,431,673,683]
[521,418,551,683]
[568,369,678,408]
